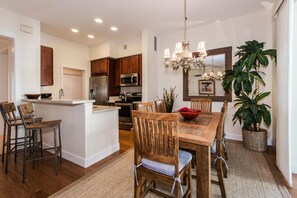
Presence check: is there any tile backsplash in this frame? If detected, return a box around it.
[120,86,142,93]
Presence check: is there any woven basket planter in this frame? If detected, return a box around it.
[242,128,267,152]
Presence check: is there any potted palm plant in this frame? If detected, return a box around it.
[222,40,276,151]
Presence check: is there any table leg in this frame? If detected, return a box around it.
[196,145,211,198]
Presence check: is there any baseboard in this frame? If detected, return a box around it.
[225,133,273,145]
[43,143,120,168]
[85,143,120,168]
[225,134,242,141]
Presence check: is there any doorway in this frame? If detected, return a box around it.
[62,68,84,100]
[0,36,14,135]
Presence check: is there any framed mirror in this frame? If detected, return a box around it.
[183,46,232,102]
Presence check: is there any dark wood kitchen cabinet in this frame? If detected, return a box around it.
[120,54,139,74]
[114,59,121,87]
[40,45,53,86]
[91,58,109,76]
[90,58,120,96]
[139,54,142,85]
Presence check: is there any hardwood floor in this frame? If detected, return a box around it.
[0,129,134,198]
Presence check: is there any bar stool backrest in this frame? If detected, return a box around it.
[2,102,17,122]
[17,103,35,128]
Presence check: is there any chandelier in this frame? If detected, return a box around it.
[164,0,207,73]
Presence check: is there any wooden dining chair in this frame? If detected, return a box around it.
[191,98,212,112]
[211,102,228,198]
[18,103,62,183]
[154,100,167,113]
[135,102,154,112]
[132,111,192,198]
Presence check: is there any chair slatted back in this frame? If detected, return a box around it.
[132,111,179,170]
[155,100,167,113]
[17,103,35,128]
[216,101,228,153]
[2,102,17,122]
[191,98,212,112]
[135,102,154,112]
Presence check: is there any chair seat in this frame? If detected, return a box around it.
[26,120,61,130]
[141,150,192,176]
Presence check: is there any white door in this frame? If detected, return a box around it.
[63,68,84,100]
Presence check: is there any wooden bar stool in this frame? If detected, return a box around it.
[17,103,62,183]
[0,102,42,173]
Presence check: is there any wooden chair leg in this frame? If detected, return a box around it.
[217,158,226,198]
[223,163,228,178]
[188,165,192,197]
[135,175,141,198]
[2,123,6,162]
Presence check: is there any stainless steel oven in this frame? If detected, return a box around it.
[115,102,133,130]
[115,92,142,130]
[120,73,138,86]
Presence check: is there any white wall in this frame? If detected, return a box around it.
[0,7,40,103]
[142,30,159,102]
[291,0,297,175]
[41,33,90,99]
[154,10,275,143]
[117,35,142,58]
[89,41,111,60]
[89,36,142,60]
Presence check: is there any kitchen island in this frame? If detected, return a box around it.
[23,99,120,168]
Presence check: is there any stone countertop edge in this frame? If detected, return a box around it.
[22,99,95,105]
[92,105,120,113]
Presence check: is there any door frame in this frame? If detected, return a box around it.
[0,35,14,102]
[61,66,86,99]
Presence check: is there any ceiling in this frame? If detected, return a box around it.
[0,0,274,46]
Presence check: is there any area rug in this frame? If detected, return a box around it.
[50,142,285,198]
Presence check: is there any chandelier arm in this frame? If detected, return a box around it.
[184,0,187,42]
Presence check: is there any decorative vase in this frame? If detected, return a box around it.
[242,128,267,152]
[166,102,173,113]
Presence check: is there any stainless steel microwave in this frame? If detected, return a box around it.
[120,73,138,86]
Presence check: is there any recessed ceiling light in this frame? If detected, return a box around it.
[71,28,79,33]
[95,18,103,23]
[88,35,94,39]
[111,26,118,31]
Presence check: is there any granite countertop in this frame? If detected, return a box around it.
[23,99,95,105]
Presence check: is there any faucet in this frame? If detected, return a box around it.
[59,88,64,99]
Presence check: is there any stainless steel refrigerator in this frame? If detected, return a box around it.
[89,76,108,105]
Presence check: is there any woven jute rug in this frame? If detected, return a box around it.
[50,142,285,198]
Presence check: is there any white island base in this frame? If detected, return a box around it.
[24,99,120,168]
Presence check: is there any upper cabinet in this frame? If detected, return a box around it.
[91,58,109,76]
[90,57,120,96]
[40,45,53,86]
[120,54,140,74]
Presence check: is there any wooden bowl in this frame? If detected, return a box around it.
[179,108,201,120]
[24,94,41,99]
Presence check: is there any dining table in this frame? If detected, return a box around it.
[178,112,221,198]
